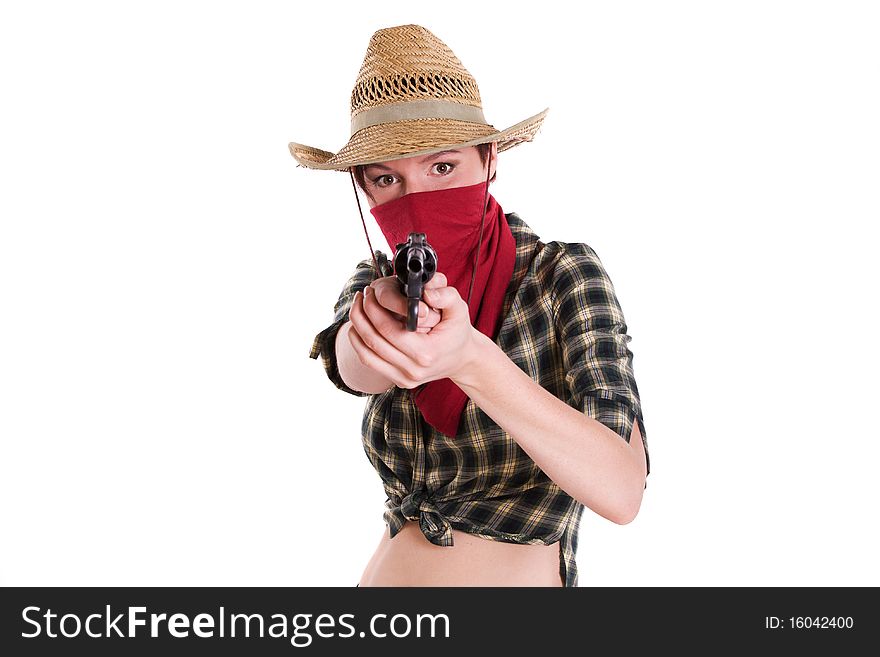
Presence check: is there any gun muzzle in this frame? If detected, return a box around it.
[393,233,437,331]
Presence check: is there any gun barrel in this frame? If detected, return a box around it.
[406,247,426,275]
[393,233,438,331]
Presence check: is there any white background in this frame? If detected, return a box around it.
[1,1,877,587]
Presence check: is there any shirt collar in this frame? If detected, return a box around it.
[501,212,542,315]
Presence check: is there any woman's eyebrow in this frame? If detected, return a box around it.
[364,150,462,173]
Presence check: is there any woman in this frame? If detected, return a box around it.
[290,24,650,587]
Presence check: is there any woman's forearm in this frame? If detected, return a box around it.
[336,320,396,394]
[453,330,646,524]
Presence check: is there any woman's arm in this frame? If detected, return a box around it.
[452,331,647,525]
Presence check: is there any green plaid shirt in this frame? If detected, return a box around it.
[309,212,650,587]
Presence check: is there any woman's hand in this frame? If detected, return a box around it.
[347,272,479,389]
[363,273,443,334]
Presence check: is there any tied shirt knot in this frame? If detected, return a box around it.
[392,488,454,546]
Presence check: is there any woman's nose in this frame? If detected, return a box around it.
[404,177,433,195]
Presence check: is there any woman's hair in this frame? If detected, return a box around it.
[351,142,496,203]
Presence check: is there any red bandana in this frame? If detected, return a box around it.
[369,181,516,438]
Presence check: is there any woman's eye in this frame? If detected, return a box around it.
[433,162,455,175]
[373,174,396,187]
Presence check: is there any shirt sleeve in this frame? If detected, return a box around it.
[552,243,650,477]
[308,253,387,397]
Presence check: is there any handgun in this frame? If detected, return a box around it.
[392,233,438,331]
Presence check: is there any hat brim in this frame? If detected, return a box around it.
[288,107,549,171]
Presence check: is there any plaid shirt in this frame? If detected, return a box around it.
[309,212,649,587]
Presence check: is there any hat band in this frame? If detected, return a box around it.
[351,100,488,135]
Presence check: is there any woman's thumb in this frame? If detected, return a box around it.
[424,271,447,289]
[424,286,463,315]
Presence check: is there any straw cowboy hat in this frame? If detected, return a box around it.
[288,24,549,172]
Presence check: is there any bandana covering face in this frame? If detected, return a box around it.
[369,181,516,438]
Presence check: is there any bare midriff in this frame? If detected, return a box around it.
[357,521,563,586]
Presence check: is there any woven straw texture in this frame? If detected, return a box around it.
[289,24,548,171]
[351,24,482,115]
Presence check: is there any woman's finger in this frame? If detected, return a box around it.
[347,320,417,389]
[418,304,442,330]
[361,286,424,356]
[354,287,422,368]
[370,278,411,318]
[370,278,441,328]
[423,271,447,290]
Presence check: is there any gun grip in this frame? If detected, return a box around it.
[406,298,420,332]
